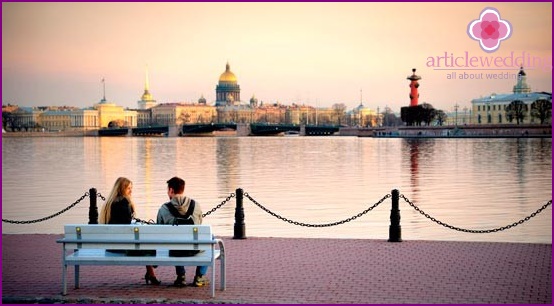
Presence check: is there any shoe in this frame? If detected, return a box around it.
[193,275,209,287]
[173,274,186,287]
[144,273,161,285]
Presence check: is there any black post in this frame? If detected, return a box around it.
[388,189,402,242]
[89,188,98,224]
[233,188,246,239]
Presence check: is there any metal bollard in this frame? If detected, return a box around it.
[233,188,246,239]
[89,188,99,224]
[388,189,402,242]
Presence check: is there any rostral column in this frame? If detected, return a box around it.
[407,68,421,107]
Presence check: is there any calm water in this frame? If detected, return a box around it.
[2,136,552,243]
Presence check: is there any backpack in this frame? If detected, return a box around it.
[164,199,195,226]
[164,199,200,257]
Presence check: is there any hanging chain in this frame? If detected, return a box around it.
[202,193,235,217]
[243,192,391,227]
[2,192,90,224]
[400,194,552,233]
[132,193,235,223]
[133,217,156,224]
[97,193,106,201]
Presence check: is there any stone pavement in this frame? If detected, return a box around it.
[1,234,551,304]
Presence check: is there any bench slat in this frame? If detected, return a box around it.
[64,249,220,266]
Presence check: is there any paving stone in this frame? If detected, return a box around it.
[1,235,551,304]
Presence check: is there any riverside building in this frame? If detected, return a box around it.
[471,67,552,124]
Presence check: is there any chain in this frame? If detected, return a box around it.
[133,217,156,224]
[131,193,235,222]
[97,193,106,201]
[2,192,90,224]
[244,192,391,227]
[400,194,552,233]
[202,193,235,217]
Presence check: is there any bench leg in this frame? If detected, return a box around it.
[220,256,226,291]
[62,264,67,295]
[211,266,216,298]
[75,265,80,289]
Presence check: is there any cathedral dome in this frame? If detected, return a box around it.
[219,62,237,83]
[198,95,207,104]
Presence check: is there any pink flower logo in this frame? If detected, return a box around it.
[467,8,512,53]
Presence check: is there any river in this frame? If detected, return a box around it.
[1,136,551,243]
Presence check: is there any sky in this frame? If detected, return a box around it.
[2,2,552,112]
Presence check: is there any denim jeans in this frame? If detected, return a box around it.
[175,266,208,276]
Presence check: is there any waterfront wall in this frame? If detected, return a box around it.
[3,124,551,138]
[340,124,552,138]
[2,130,98,137]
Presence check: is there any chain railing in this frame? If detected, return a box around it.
[203,193,235,217]
[244,191,390,227]
[1,191,93,224]
[3,187,551,243]
[2,189,235,225]
[400,194,552,233]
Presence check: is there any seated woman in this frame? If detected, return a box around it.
[99,177,160,285]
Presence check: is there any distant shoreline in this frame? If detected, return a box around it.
[2,124,552,138]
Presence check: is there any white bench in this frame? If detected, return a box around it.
[56,224,226,297]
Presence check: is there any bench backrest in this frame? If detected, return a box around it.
[62,224,214,251]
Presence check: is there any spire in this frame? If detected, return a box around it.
[139,66,155,108]
[513,67,531,94]
[100,78,106,103]
[226,61,230,72]
[145,65,150,91]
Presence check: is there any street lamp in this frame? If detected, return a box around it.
[454,103,459,126]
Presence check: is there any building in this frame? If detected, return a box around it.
[471,68,552,124]
[8,106,43,130]
[95,99,137,128]
[285,104,314,125]
[40,110,73,131]
[215,62,241,106]
[348,102,380,127]
[137,68,158,110]
[70,108,99,130]
[151,102,217,126]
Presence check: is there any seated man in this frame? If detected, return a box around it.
[156,176,209,287]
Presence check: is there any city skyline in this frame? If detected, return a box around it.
[2,2,552,111]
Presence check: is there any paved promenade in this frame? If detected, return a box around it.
[2,234,551,304]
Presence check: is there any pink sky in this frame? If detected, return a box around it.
[2,2,552,112]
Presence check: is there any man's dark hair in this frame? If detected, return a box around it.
[167,177,185,194]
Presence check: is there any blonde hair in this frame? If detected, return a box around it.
[99,177,136,224]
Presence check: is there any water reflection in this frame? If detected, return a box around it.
[216,137,240,194]
[401,139,436,203]
[2,137,551,243]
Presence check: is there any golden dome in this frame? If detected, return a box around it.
[141,89,153,101]
[219,62,237,83]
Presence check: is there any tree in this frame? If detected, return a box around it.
[331,103,347,125]
[381,107,402,127]
[435,110,447,126]
[505,100,528,124]
[530,99,552,124]
[420,103,436,126]
[177,112,191,125]
[108,119,126,128]
[2,111,14,130]
[402,103,437,126]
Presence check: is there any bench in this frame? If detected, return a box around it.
[56,224,226,297]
